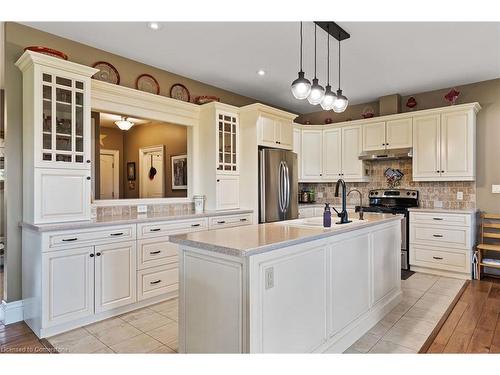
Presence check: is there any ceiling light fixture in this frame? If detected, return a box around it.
[257,69,266,76]
[290,22,311,100]
[307,24,325,105]
[115,116,134,131]
[320,26,336,110]
[332,36,349,113]
[148,22,160,30]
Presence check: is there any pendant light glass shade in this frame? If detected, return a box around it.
[307,78,324,105]
[332,89,348,113]
[291,71,311,99]
[115,117,135,131]
[320,85,336,110]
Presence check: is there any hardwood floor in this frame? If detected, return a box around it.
[426,277,500,353]
[0,322,54,354]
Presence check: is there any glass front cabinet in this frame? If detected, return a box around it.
[216,111,239,174]
[16,51,98,224]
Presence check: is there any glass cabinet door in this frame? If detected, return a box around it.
[217,112,238,173]
[42,73,86,165]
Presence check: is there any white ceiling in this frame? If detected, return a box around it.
[25,22,500,114]
[99,112,152,129]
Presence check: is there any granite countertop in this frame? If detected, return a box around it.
[170,212,403,257]
[408,207,477,214]
[20,209,254,232]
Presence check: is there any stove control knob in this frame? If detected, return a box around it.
[407,192,411,196]
[375,191,379,195]
[412,192,416,196]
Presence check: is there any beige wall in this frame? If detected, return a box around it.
[2,22,259,302]
[299,78,500,213]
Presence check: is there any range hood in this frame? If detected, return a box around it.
[358,147,413,161]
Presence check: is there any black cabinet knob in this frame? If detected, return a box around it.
[86,160,91,163]
[96,252,101,256]
[89,254,94,258]
[86,176,91,180]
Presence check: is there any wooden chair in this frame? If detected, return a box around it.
[476,213,500,280]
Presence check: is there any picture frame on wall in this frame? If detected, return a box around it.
[127,162,136,181]
[171,155,187,190]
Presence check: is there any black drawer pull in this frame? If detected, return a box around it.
[432,256,443,260]
[110,232,124,237]
[240,218,247,222]
[217,220,226,224]
[433,234,444,238]
[191,223,201,227]
[433,218,444,221]
[62,238,78,242]
[150,250,161,255]
[149,228,161,232]
[150,280,162,285]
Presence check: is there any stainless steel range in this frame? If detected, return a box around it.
[357,189,419,270]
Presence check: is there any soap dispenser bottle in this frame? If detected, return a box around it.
[323,203,332,228]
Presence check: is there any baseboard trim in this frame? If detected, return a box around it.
[1,299,24,325]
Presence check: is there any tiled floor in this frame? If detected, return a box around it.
[47,298,179,353]
[345,273,465,353]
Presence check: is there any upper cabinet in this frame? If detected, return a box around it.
[16,51,98,224]
[362,118,412,151]
[258,115,293,150]
[216,111,239,174]
[413,105,479,181]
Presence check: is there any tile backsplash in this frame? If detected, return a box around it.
[299,159,476,210]
[93,202,195,218]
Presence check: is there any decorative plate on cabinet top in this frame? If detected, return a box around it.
[135,74,160,94]
[170,83,190,102]
[24,46,68,60]
[92,61,120,84]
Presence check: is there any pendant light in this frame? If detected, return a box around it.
[320,26,336,110]
[332,36,349,113]
[307,24,325,105]
[290,22,311,100]
[115,116,134,131]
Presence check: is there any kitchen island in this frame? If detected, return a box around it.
[170,213,403,353]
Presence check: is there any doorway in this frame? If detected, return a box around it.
[99,149,120,199]
[139,145,165,198]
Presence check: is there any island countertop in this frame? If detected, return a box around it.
[170,212,403,257]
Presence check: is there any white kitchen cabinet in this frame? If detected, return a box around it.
[42,246,95,328]
[362,118,412,151]
[216,175,240,210]
[323,128,342,179]
[372,225,400,303]
[95,241,137,313]
[216,111,239,174]
[16,51,97,224]
[301,130,323,180]
[413,105,477,181]
[258,115,293,150]
[341,125,365,180]
[293,127,302,177]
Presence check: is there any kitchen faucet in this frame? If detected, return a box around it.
[347,189,364,220]
[332,179,351,224]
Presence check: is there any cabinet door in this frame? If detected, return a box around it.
[341,125,365,180]
[216,111,239,173]
[301,130,323,181]
[293,128,302,178]
[362,121,386,151]
[276,120,293,149]
[95,241,137,313]
[34,168,91,224]
[412,114,441,180]
[216,175,240,210]
[259,116,277,146]
[440,111,474,179]
[42,246,94,327]
[372,226,400,304]
[322,128,342,180]
[386,118,412,149]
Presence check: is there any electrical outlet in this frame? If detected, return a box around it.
[317,192,324,198]
[265,267,274,290]
[137,205,148,214]
[457,191,463,200]
[493,185,500,194]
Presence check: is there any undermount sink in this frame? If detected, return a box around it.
[283,216,363,228]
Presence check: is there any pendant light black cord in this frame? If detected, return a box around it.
[326,27,330,85]
[299,22,303,71]
[338,36,341,90]
[314,24,317,79]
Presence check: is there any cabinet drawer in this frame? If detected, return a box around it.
[411,245,470,272]
[46,225,136,250]
[208,213,252,230]
[137,237,178,270]
[410,212,471,227]
[137,264,178,301]
[411,224,469,249]
[137,218,208,239]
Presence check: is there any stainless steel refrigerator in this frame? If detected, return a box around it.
[259,148,299,223]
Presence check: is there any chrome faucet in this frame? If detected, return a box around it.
[332,179,351,224]
[348,189,364,220]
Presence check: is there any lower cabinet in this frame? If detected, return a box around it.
[216,175,240,210]
[138,263,179,301]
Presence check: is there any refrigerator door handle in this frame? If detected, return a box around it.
[284,162,290,212]
[259,150,266,221]
[279,161,287,213]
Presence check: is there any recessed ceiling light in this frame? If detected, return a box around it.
[148,22,160,30]
[257,69,266,76]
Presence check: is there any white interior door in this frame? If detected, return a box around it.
[140,147,165,198]
[99,151,118,199]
